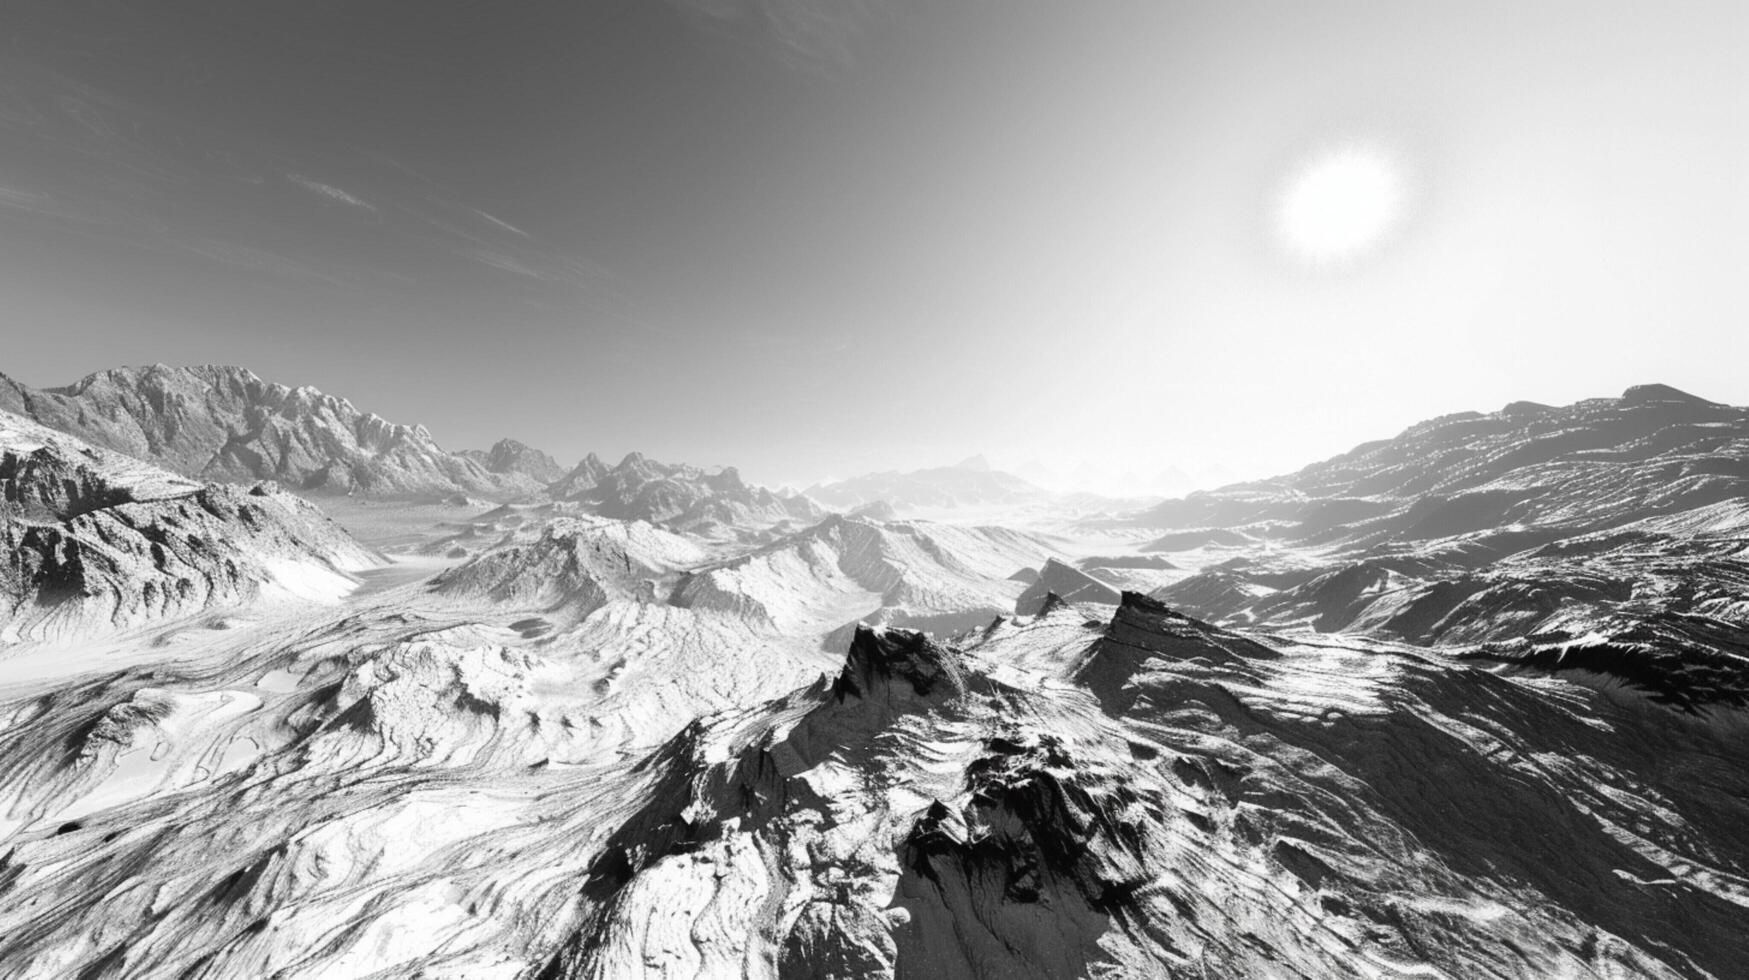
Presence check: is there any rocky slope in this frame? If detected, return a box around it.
[539,595,1749,978]
[1014,557,1122,615]
[0,364,537,498]
[673,513,1059,640]
[1139,385,1749,712]
[6,587,1739,976]
[1,382,1746,978]
[459,438,567,485]
[549,452,612,498]
[1136,383,1748,542]
[551,451,824,534]
[0,410,380,643]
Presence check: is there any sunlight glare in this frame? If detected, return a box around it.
[1277,146,1405,262]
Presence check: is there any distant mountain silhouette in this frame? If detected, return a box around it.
[1137,383,1748,541]
[0,364,539,498]
[459,438,565,485]
[549,451,822,532]
[806,463,1049,512]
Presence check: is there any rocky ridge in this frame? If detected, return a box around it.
[0,410,380,643]
[0,365,534,498]
[459,438,567,485]
[0,381,1746,978]
[1139,385,1749,712]
[548,451,824,535]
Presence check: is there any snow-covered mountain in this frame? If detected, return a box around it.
[0,410,380,642]
[552,451,824,533]
[807,459,1048,512]
[807,457,1155,522]
[6,586,1741,976]
[549,451,612,498]
[458,437,567,485]
[674,512,1059,640]
[0,365,538,498]
[1136,383,1748,542]
[1139,384,1749,711]
[542,595,1749,977]
[1,381,1746,978]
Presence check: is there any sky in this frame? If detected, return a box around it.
[1,0,1744,490]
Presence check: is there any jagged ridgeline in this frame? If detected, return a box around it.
[3,595,1746,975]
[0,379,1745,978]
[531,597,1749,978]
[1139,384,1749,712]
[0,365,522,497]
[0,412,380,642]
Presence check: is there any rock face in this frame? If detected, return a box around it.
[0,364,534,497]
[538,596,1749,978]
[432,517,706,616]
[459,437,566,485]
[0,411,380,642]
[1141,385,1749,712]
[1014,557,1122,615]
[5,586,1743,977]
[1138,383,1749,539]
[1,382,1747,979]
[554,451,823,532]
[673,513,1056,638]
[550,451,611,498]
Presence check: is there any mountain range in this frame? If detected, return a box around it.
[0,411,379,644]
[806,456,1158,520]
[0,365,525,498]
[1139,383,1749,709]
[806,459,1048,511]
[1,365,1159,532]
[0,373,1745,978]
[0,366,827,535]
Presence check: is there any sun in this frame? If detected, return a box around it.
[1276,145,1406,262]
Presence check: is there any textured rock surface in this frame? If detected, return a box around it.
[1137,383,1748,538]
[1140,386,1749,712]
[539,598,1748,978]
[1,384,1746,978]
[1015,558,1122,615]
[460,438,567,485]
[0,364,533,497]
[553,451,824,533]
[674,513,1057,639]
[0,411,381,642]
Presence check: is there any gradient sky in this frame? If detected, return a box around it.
[2,1,1744,489]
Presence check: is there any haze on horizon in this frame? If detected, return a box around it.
[1,0,1743,491]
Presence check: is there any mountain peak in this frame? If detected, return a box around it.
[1,363,535,497]
[1621,383,1716,406]
[834,625,966,702]
[954,453,992,472]
[1015,557,1120,614]
[1500,399,1554,417]
[463,437,564,484]
[549,452,612,497]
